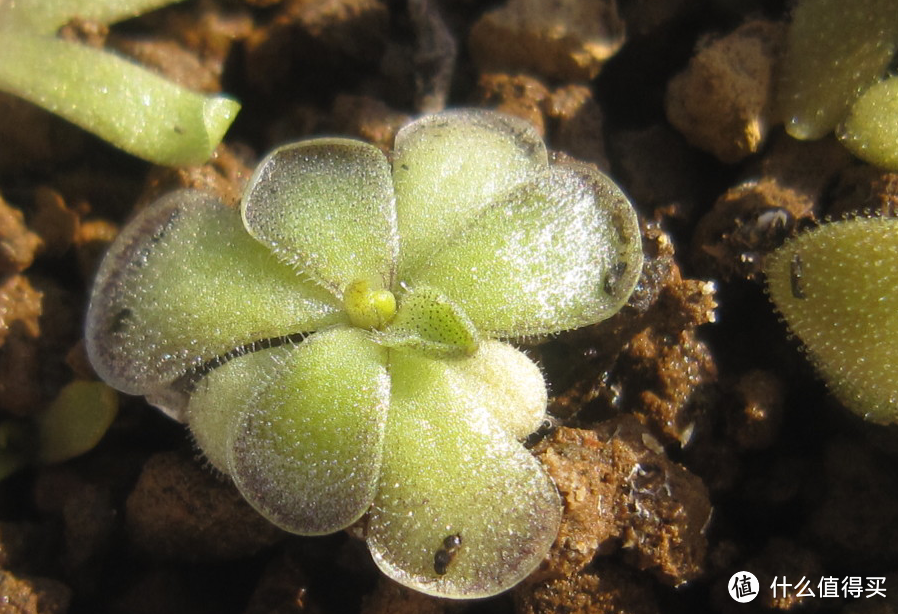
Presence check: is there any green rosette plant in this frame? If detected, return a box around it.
[85,109,643,597]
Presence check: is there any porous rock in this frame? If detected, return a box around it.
[125,451,285,560]
[665,19,783,163]
[469,0,626,81]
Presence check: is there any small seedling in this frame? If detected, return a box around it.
[86,109,643,597]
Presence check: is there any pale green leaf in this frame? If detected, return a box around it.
[404,164,642,338]
[0,0,181,33]
[189,327,391,535]
[392,109,548,274]
[37,381,118,464]
[778,0,898,140]
[85,190,345,417]
[241,139,398,294]
[367,349,561,598]
[765,217,898,424]
[450,340,547,439]
[0,33,239,166]
[838,76,898,170]
[375,285,479,358]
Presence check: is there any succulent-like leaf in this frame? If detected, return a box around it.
[85,190,344,415]
[838,76,898,171]
[242,139,398,294]
[405,164,642,338]
[449,340,547,439]
[766,217,898,424]
[778,0,898,140]
[190,327,391,534]
[0,33,239,166]
[393,109,548,274]
[0,0,181,33]
[367,349,561,598]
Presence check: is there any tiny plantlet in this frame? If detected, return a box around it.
[766,216,898,424]
[86,109,643,598]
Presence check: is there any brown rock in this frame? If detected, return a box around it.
[331,95,411,152]
[535,417,711,585]
[692,178,812,282]
[244,550,319,614]
[828,165,898,219]
[547,85,609,171]
[360,579,448,614]
[0,571,71,614]
[665,19,783,163]
[126,451,285,560]
[469,0,626,81]
[29,188,79,257]
[516,561,660,614]
[0,198,42,275]
[726,369,784,450]
[477,73,550,136]
[0,275,43,416]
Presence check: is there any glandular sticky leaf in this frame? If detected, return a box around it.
[766,217,898,423]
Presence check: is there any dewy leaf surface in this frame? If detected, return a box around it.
[838,76,898,171]
[241,139,398,294]
[406,164,642,337]
[192,327,391,534]
[0,33,240,166]
[778,0,898,140]
[85,190,344,414]
[392,109,548,274]
[376,285,479,358]
[449,340,547,439]
[367,349,561,598]
[765,217,898,424]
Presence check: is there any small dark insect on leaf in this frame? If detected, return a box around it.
[790,252,805,299]
[434,533,462,575]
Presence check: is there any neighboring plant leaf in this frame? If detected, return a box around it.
[393,109,548,274]
[242,139,399,294]
[367,349,562,598]
[0,32,240,166]
[85,190,344,413]
[0,0,181,33]
[407,164,643,337]
[36,381,118,464]
[838,76,898,170]
[765,217,898,424]
[778,0,898,140]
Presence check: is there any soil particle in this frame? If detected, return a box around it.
[546,85,609,172]
[0,571,71,614]
[0,275,43,416]
[125,450,285,560]
[828,166,898,219]
[360,579,450,614]
[477,73,551,137]
[28,188,79,258]
[243,550,319,614]
[665,19,784,163]
[468,0,626,82]
[331,95,411,152]
[515,561,660,614]
[138,143,254,207]
[535,417,711,586]
[0,199,41,276]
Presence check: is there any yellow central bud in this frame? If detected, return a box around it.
[343,279,397,330]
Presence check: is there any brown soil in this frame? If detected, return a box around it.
[3,0,898,612]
